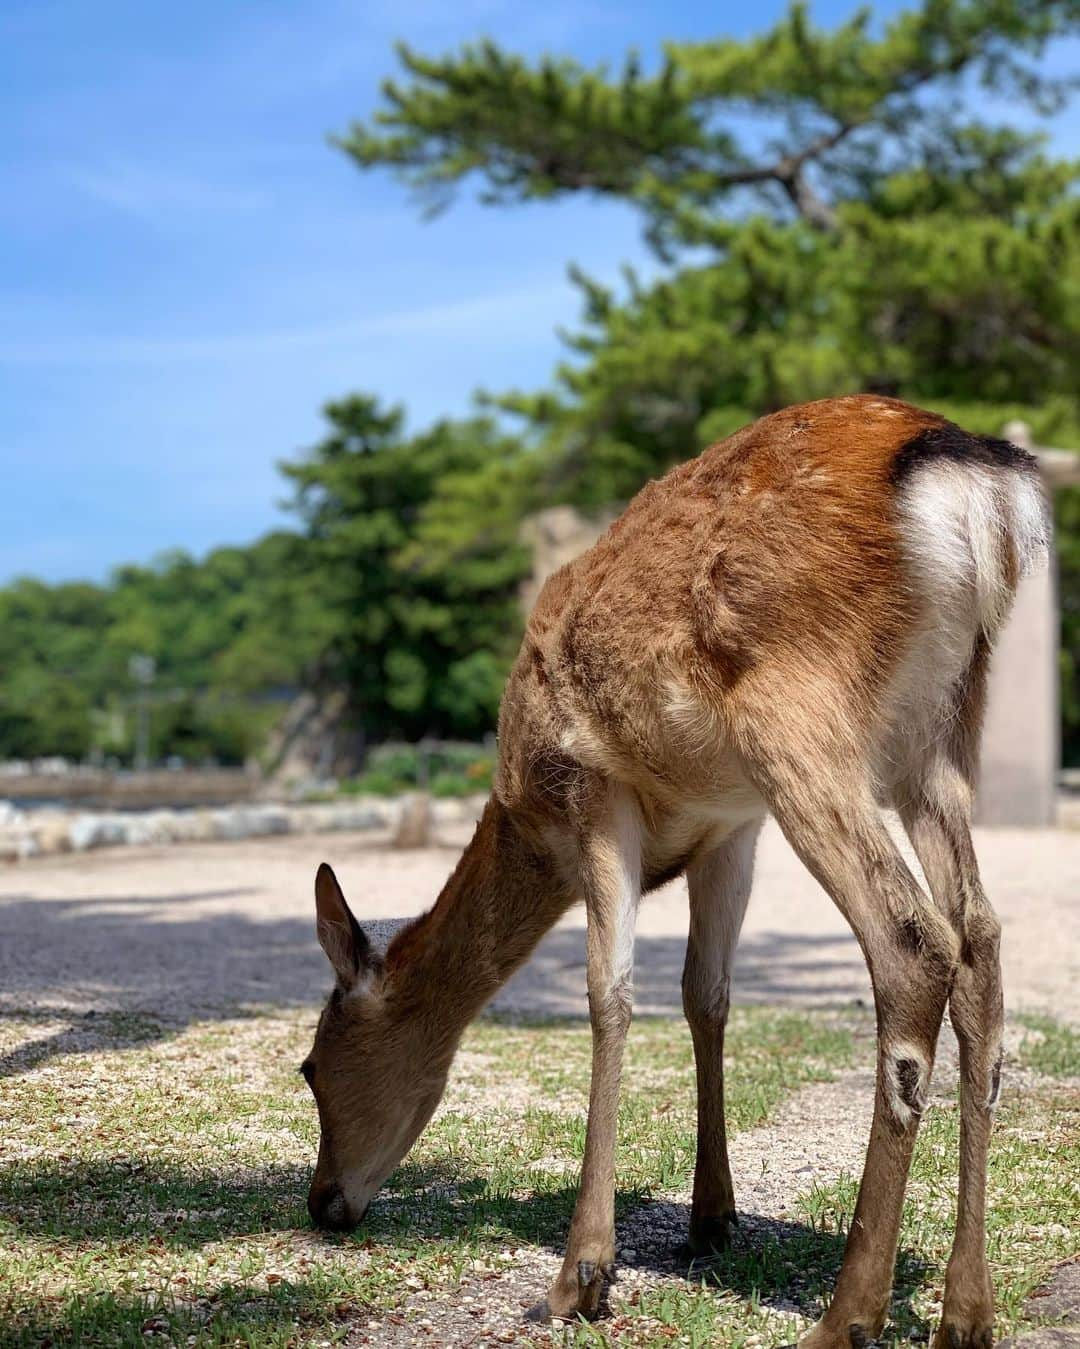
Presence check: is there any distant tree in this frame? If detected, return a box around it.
[0,410,532,763]
[0,579,108,760]
[280,396,530,743]
[0,668,94,760]
[0,537,325,765]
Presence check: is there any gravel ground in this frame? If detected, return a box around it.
[1,816,1077,1025]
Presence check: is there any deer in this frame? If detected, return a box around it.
[300,395,1047,1348]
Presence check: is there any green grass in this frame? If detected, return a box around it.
[778,1089,1080,1342]
[560,1081,1079,1349]
[1016,1013,1080,1078]
[0,1006,1075,1347]
[335,741,495,798]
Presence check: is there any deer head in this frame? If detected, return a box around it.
[302,863,450,1231]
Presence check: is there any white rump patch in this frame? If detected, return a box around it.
[882,460,1050,776]
[897,461,1049,647]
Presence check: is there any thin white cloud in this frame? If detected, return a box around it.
[0,280,568,366]
[67,161,267,219]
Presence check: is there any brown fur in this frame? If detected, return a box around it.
[303,396,1037,1347]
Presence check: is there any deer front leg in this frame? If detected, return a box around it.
[528,789,641,1323]
[682,822,761,1255]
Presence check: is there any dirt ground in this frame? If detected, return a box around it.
[2,816,1077,1026]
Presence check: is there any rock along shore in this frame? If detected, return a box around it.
[0,793,487,862]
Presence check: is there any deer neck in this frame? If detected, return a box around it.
[385,797,568,1051]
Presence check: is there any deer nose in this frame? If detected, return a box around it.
[308,1183,352,1231]
[307,1183,369,1232]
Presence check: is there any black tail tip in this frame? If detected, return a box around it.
[892,424,1039,485]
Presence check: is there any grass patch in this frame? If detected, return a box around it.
[0,1006,847,1346]
[581,1081,1080,1349]
[1,1004,1075,1346]
[780,1088,1080,1344]
[1016,1013,1080,1078]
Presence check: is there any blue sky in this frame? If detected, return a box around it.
[2,1,1077,585]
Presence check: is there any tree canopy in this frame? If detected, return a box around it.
[280,397,529,742]
[0,534,312,763]
[338,0,1079,236]
[340,0,1080,503]
[0,402,530,764]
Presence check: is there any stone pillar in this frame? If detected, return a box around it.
[975,422,1079,827]
[976,562,1060,826]
[519,505,616,615]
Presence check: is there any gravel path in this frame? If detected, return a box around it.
[2,817,1077,1025]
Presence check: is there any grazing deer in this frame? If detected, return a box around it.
[302,396,1047,1348]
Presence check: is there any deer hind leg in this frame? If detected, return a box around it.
[681,820,762,1255]
[529,786,641,1323]
[898,653,1001,1349]
[749,752,958,1348]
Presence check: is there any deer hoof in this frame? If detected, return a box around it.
[524,1298,552,1324]
[934,1322,994,1349]
[530,1254,614,1322]
[679,1210,737,1259]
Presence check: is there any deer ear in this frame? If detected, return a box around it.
[314,863,375,989]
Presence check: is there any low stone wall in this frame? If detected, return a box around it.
[0,794,487,862]
[0,767,259,809]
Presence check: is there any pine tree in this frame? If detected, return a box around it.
[338,0,1080,501]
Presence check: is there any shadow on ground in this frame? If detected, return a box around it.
[0,882,864,1078]
[0,1152,927,1335]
